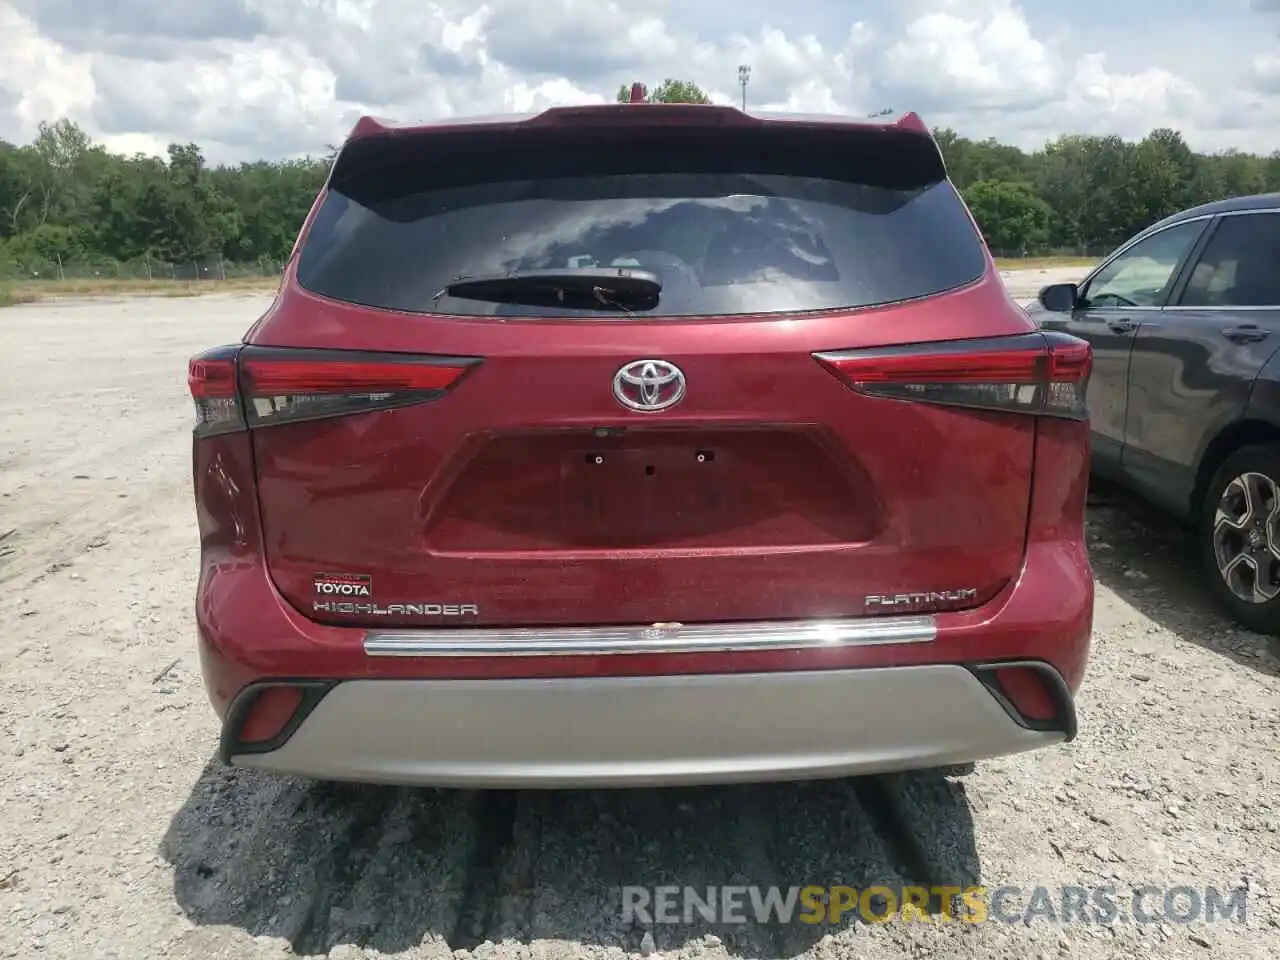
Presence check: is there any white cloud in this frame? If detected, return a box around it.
[503,77,607,114]
[91,37,338,153]
[1254,53,1280,92]
[882,0,1059,109]
[0,0,1277,161]
[0,3,96,136]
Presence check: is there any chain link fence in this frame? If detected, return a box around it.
[986,245,1113,261]
[0,255,285,285]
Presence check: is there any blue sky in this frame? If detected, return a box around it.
[2,0,1278,162]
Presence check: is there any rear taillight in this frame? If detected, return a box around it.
[239,347,479,427]
[188,345,245,437]
[813,331,1091,419]
[186,346,480,434]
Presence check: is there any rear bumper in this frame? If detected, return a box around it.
[198,535,1092,788]
[224,662,1070,788]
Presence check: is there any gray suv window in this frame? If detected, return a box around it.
[1179,212,1280,308]
[1082,220,1205,309]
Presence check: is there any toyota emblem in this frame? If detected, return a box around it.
[612,359,686,412]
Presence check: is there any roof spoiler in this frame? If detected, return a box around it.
[329,108,943,188]
[345,108,932,140]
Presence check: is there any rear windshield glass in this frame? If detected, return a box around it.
[296,132,986,318]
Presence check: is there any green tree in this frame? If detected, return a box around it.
[616,79,712,104]
[212,158,327,263]
[1032,137,1085,249]
[0,141,32,237]
[2,223,86,267]
[29,120,107,230]
[3,109,1279,278]
[90,156,169,261]
[936,130,1035,189]
[963,180,1053,253]
[1124,129,1199,233]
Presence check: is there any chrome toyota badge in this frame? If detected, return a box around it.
[612,359,686,412]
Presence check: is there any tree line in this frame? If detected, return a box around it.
[0,120,328,278]
[3,81,1280,278]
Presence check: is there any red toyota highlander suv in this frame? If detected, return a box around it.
[188,103,1094,788]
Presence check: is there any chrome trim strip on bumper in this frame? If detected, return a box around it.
[363,615,936,657]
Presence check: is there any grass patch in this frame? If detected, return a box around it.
[993,256,1097,271]
[0,275,281,303]
[0,284,38,307]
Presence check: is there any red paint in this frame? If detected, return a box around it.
[194,522,1092,719]
[190,380,1092,719]
[240,279,1042,626]
[342,108,933,141]
[189,105,1094,727]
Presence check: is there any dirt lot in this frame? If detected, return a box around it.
[998,264,1087,300]
[1,277,1277,960]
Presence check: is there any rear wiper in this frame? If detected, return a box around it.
[434,268,662,312]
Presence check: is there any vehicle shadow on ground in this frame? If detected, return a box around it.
[161,762,979,958]
[1085,479,1279,678]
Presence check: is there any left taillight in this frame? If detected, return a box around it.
[188,345,245,437]
[187,345,481,434]
[813,330,1092,420]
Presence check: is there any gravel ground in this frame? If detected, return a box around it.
[998,265,1088,300]
[1,277,1277,960]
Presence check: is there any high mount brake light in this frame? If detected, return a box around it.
[186,346,481,435]
[813,332,1091,419]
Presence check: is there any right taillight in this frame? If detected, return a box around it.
[813,331,1092,419]
[186,345,481,435]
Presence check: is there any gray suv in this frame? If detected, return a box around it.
[1029,193,1280,636]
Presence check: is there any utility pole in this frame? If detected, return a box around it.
[738,64,751,110]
